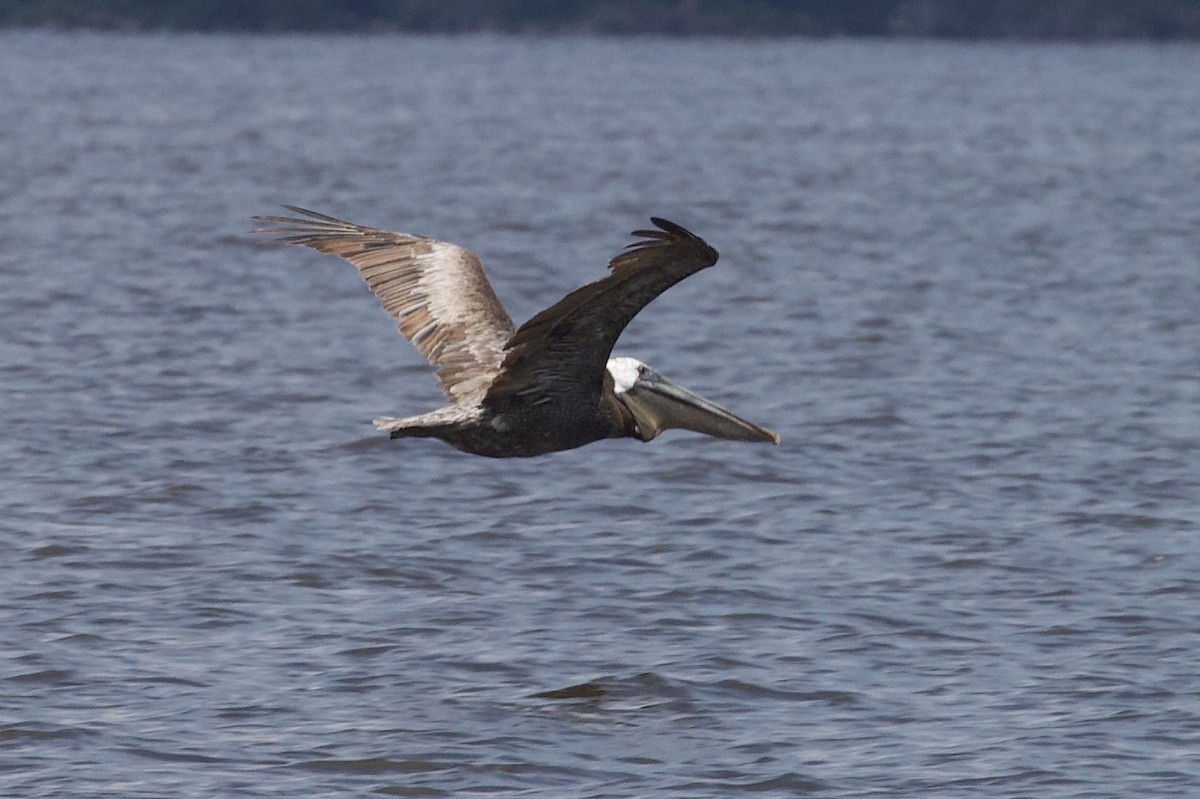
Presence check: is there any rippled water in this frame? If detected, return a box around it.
[2,31,1199,797]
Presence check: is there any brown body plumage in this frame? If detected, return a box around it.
[254,208,777,457]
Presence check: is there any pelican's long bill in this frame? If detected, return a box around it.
[611,359,779,445]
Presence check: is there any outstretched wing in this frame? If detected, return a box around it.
[486,217,719,403]
[254,207,516,403]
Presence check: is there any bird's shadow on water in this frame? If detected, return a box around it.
[337,434,393,453]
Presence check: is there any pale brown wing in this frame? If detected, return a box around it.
[486,218,719,403]
[254,207,516,403]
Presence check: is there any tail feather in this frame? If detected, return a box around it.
[372,416,406,433]
[373,414,460,440]
[374,416,425,439]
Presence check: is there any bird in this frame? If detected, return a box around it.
[253,207,778,457]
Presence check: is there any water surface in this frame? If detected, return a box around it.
[2,32,1198,798]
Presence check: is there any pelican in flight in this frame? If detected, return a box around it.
[254,207,778,457]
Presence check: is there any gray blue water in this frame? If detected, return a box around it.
[2,31,1198,797]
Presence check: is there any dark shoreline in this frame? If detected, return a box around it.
[4,1,1200,40]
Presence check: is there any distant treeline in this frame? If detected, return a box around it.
[5,0,1200,38]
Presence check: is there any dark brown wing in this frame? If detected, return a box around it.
[486,217,718,402]
[254,207,516,403]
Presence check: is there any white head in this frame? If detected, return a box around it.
[606,356,646,395]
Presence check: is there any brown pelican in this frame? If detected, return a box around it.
[254,207,778,457]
